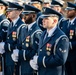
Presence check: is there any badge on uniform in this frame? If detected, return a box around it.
[46,43,52,56]
[70,30,74,39]
[26,36,30,42]
[46,43,51,51]
[12,32,16,41]
[26,43,29,47]
[25,36,30,47]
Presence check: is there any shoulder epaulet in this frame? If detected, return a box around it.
[31,29,42,45]
[0,19,10,25]
[53,35,68,55]
[17,24,26,39]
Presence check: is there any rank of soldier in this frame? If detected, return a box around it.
[70,30,74,39]
[12,32,16,38]
[46,43,51,51]
[26,36,30,42]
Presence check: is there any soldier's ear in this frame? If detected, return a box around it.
[32,14,36,18]
[52,19,58,24]
[54,19,57,23]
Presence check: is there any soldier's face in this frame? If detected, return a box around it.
[7,10,21,20]
[42,17,54,29]
[52,6,61,13]
[66,10,76,18]
[24,14,34,24]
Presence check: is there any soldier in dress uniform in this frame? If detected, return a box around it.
[50,0,65,29]
[61,2,76,75]
[0,2,24,75]
[30,7,69,75]
[0,0,10,75]
[0,1,9,74]
[11,4,42,75]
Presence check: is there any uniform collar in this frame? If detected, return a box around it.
[69,17,76,24]
[47,25,57,37]
[28,21,36,31]
[12,16,19,26]
[0,14,3,16]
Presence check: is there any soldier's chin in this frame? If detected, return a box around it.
[43,25,47,28]
[67,15,75,18]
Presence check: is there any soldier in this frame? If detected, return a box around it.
[50,0,65,29]
[0,2,24,75]
[0,0,10,75]
[62,2,76,75]
[11,4,42,75]
[30,7,69,75]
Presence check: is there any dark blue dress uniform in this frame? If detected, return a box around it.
[38,27,69,75]
[0,1,9,75]
[0,1,9,42]
[17,4,42,75]
[4,18,25,75]
[62,18,76,61]
[37,7,69,75]
[61,2,76,75]
[18,22,42,75]
[3,2,24,75]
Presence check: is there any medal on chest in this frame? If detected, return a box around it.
[69,30,74,39]
[46,43,52,56]
[12,32,16,41]
[25,36,30,47]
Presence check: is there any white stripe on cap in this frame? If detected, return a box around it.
[65,7,75,10]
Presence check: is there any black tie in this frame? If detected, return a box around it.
[26,26,28,32]
[44,32,48,41]
[68,22,71,27]
[10,22,13,28]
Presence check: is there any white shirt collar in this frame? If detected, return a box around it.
[69,17,76,24]
[13,16,20,26]
[0,14,3,16]
[28,21,36,31]
[47,26,57,37]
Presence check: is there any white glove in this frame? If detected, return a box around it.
[11,54,18,62]
[11,49,19,62]
[13,49,19,56]
[0,49,5,54]
[30,60,38,70]
[0,42,5,50]
[0,42,5,54]
[33,55,38,64]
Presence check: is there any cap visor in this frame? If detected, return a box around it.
[65,7,75,10]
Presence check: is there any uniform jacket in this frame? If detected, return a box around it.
[37,27,69,75]
[0,14,10,42]
[18,22,42,74]
[62,18,76,61]
[4,18,25,65]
